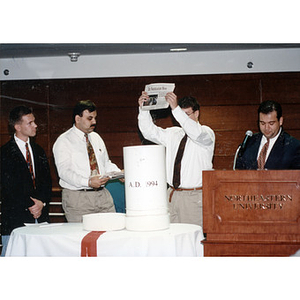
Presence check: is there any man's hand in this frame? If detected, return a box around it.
[29,197,44,219]
[138,91,149,107]
[89,175,110,189]
[165,92,178,110]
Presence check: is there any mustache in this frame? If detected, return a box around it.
[90,124,96,128]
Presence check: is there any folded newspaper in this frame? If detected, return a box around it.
[99,171,124,180]
[142,83,175,110]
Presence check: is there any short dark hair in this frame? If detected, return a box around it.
[9,106,33,132]
[258,100,282,120]
[72,100,96,124]
[178,96,200,112]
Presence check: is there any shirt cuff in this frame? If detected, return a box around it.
[82,178,90,188]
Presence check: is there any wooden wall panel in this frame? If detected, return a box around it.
[209,78,261,105]
[101,132,142,157]
[200,105,258,132]
[49,107,74,134]
[279,105,300,131]
[261,73,300,103]
[1,72,300,230]
[96,107,139,133]
[2,73,300,173]
[213,156,235,170]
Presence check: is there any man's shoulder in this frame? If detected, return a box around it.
[201,124,215,133]
[31,141,46,154]
[55,127,74,141]
[0,138,15,153]
[90,131,101,137]
[52,128,74,152]
[0,139,20,165]
[282,130,300,146]
[89,131,103,143]
[60,127,74,136]
[248,132,262,143]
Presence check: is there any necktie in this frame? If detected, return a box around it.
[172,134,188,189]
[257,138,270,170]
[25,142,36,188]
[85,133,99,176]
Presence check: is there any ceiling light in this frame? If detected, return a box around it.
[170,48,187,52]
[68,52,81,62]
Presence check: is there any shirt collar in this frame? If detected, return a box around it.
[73,124,87,141]
[14,134,29,146]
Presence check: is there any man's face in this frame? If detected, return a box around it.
[182,107,199,122]
[75,109,97,134]
[259,110,283,139]
[14,113,37,141]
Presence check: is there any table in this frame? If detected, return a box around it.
[5,223,204,257]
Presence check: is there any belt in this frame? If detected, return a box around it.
[78,187,104,192]
[169,186,202,202]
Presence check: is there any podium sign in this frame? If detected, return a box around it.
[202,170,300,256]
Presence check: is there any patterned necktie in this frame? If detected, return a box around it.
[257,138,270,170]
[85,133,99,176]
[25,142,36,188]
[172,134,188,189]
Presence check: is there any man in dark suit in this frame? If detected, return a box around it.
[236,100,300,170]
[0,106,52,256]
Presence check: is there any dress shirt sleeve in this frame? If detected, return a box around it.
[138,108,168,146]
[53,136,89,188]
[172,106,215,147]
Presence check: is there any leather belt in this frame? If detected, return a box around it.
[169,186,202,202]
[78,187,104,192]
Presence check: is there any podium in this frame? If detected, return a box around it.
[202,170,300,256]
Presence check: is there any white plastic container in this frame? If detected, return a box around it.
[123,145,170,231]
[83,212,126,231]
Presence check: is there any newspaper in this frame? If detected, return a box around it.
[142,83,175,110]
[99,171,124,181]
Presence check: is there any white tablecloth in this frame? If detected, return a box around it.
[5,223,204,257]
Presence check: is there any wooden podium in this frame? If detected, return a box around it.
[202,170,300,256]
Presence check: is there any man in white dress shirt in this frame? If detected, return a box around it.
[138,91,215,227]
[53,100,121,222]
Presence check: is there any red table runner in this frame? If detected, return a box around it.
[81,231,106,257]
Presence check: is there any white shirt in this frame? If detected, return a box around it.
[138,106,215,188]
[257,127,282,161]
[53,125,120,190]
[14,135,35,175]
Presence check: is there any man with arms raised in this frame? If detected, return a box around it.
[138,91,215,227]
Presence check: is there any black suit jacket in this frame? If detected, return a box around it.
[0,138,52,235]
[236,130,300,170]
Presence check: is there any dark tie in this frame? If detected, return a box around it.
[257,138,270,169]
[172,134,188,189]
[85,133,99,176]
[25,142,36,188]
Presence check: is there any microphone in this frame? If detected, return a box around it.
[239,130,253,156]
[233,130,253,170]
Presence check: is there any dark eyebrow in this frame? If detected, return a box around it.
[260,120,276,124]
